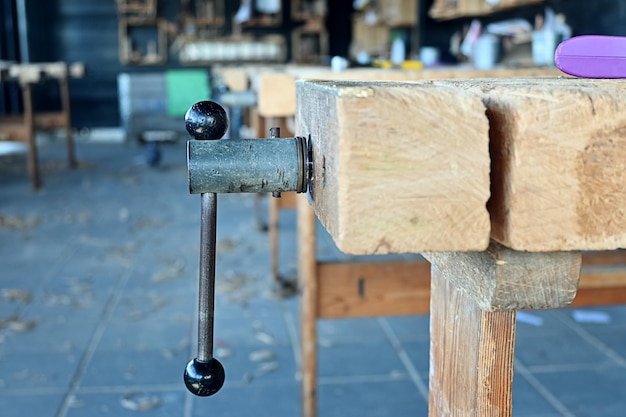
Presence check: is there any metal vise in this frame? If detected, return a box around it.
[183,101,311,396]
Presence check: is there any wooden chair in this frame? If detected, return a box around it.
[0,62,82,189]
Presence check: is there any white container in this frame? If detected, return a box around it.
[256,0,280,13]
[390,38,406,66]
[473,34,500,69]
[419,46,440,67]
[532,30,557,66]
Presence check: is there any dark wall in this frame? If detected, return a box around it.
[16,0,626,128]
[0,0,21,113]
[26,0,159,127]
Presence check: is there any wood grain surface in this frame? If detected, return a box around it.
[258,65,561,117]
[296,80,491,254]
[424,241,581,311]
[297,77,626,253]
[429,265,516,417]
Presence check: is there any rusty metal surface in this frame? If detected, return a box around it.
[187,138,307,194]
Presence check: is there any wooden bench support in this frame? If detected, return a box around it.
[291,77,626,417]
[429,265,516,417]
[299,191,432,417]
[427,247,581,417]
[317,259,430,318]
[424,243,582,311]
[296,190,626,417]
[425,247,581,417]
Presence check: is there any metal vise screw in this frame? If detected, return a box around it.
[183,101,310,396]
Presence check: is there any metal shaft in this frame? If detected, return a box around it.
[197,192,217,362]
[270,127,281,198]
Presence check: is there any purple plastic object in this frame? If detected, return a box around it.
[555,35,626,78]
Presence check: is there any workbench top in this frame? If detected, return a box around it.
[295,77,626,255]
[256,65,563,117]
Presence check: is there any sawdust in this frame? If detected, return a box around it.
[1,288,32,303]
[0,316,38,333]
[120,392,161,412]
[0,215,41,230]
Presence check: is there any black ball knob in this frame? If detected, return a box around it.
[185,101,228,140]
[184,358,225,396]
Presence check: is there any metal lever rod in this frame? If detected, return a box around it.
[183,101,227,397]
[198,192,217,362]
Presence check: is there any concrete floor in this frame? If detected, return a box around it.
[2,139,626,417]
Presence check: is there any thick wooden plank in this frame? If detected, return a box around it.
[316,262,626,316]
[574,250,626,306]
[429,0,544,20]
[297,77,626,253]
[430,77,626,251]
[581,250,626,267]
[424,241,581,311]
[296,80,491,254]
[579,269,626,289]
[258,72,298,117]
[214,66,250,92]
[572,286,626,307]
[258,66,561,116]
[429,264,515,417]
[317,259,431,318]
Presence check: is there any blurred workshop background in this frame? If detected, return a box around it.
[2,1,626,417]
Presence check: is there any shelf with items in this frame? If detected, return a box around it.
[350,0,419,64]
[429,0,545,20]
[291,0,326,20]
[177,34,286,64]
[378,0,418,27]
[233,0,283,29]
[118,17,168,65]
[292,22,328,64]
[180,0,225,28]
[290,0,328,63]
[350,15,391,61]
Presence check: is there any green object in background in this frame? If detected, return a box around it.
[165,69,210,118]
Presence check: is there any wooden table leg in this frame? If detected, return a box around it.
[58,77,77,168]
[21,83,40,189]
[298,194,318,417]
[425,243,581,417]
[429,264,515,417]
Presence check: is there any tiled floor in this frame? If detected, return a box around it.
[1,139,626,417]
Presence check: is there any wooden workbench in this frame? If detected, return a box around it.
[296,77,626,417]
[256,65,563,118]
[252,65,563,280]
